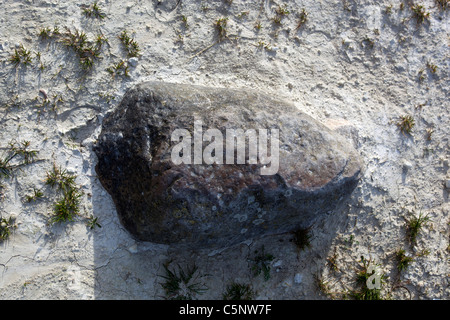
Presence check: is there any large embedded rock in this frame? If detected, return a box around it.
[94,81,363,249]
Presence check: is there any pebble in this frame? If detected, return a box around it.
[445,179,450,189]
[128,57,139,67]
[402,160,413,171]
[294,273,303,284]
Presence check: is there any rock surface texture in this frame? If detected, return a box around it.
[94,81,363,249]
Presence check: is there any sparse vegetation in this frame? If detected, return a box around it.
[215,17,229,41]
[82,2,106,19]
[59,27,105,70]
[118,30,141,57]
[396,249,414,272]
[427,61,438,74]
[181,15,189,29]
[0,216,16,242]
[397,115,415,135]
[160,262,208,300]
[406,212,430,246]
[45,164,82,224]
[249,246,274,281]
[275,4,290,17]
[254,40,272,51]
[237,11,249,19]
[106,60,130,78]
[292,227,312,252]
[223,282,255,300]
[86,214,101,229]
[295,8,308,31]
[385,4,393,14]
[38,27,52,40]
[25,187,44,203]
[411,4,430,25]
[0,141,38,179]
[425,127,434,141]
[350,257,386,300]
[435,0,449,10]
[9,45,32,67]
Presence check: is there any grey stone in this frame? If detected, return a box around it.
[128,57,139,67]
[94,81,363,249]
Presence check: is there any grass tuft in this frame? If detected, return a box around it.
[0,216,16,242]
[411,4,430,24]
[292,227,312,252]
[9,45,32,67]
[396,249,414,272]
[223,283,255,300]
[45,164,82,224]
[215,17,229,41]
[406,212,430,246]
[118,30,141,57]
[82,2,106,19]
[160,262,208,300]
[350,256,386,300]
[397,115,415,135]
[249,245,274,281]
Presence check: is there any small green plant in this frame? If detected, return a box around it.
[60,27,104,71]
[51,184,81,224]
[272,15,282,25]
[427,61,438,74]
[292,227,312,252]
[106,60,130,78]
[254,20,262,30]
[275,4,290,16]
[396,249,414,272]
[25,187,44,203]
[295,8,308,31]
[254,40,272,51]
[38,27,52,40]
[362,36,375,49]
[435,0,449,10]
[181,15,189,29]
[411,4,430,24]
[237,11,249,19]
[160,262,208,300]
[0,216,16,241]
[249,246,274,281]
[215,17,229,41]
[0,182,5,201]
[86,214,101,229]
[350,257,386,300]
[385,4,393,14]
[223,282,255,300]
[343,234,359,248]
[397,115,415,135]
[418,68,426,82]
[416,248,430,257]
[118,30,140,57]
[82,2,106,19]
[9,45,33,67]
[0,141,38,179]
[52,25,61,36]
[406,212,429,246]
[45,164,82,224]
[425,127,434,141]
